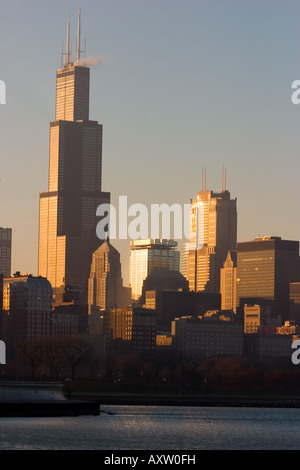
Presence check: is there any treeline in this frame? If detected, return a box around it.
[2,338,300,396]
[105,351,300,395]
[3,336,98,380]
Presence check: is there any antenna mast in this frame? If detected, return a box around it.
[64,10,71,66]
[76,8,81,62]
[222,164,227,192]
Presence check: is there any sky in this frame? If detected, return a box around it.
[0,0,299,286]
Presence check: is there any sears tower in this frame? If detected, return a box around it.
[38,10,110,303]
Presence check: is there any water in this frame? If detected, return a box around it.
[0,405,299,450]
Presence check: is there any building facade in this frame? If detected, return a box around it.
[0,228,12,277]
[38,17,110,303]
[188,189,237,294]
[130,239,180,300]
[220,250,237,312]
[3,275,53,358]
[171,314,243,359]
[132,308,157,352]
[237,236,299,319]
[88,239,124,312]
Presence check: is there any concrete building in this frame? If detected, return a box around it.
[38,15,110,304]
[243,304,279,334]
[171,313,243,359]
[237,236,299,320]
[130,239,180,300]
[188,187,237,294]
[0,228,12,277]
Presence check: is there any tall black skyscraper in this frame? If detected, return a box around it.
[38,10,110,302]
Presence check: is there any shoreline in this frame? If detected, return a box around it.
[73,393,300,408]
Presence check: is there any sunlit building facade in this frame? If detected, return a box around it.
[38,24,110,303]
[188,189,237,294]
[220,250,237,311]
[130,239,180,300]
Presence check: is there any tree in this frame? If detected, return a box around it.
[17,339,44,378]
[60,336,93,379]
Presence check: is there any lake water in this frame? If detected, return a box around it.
[0,405,299,450]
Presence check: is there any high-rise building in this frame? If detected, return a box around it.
[3,275,53,356]
[88,239,124,313]
[130,239,180,300]
[220,250,237,311]
[38,11,110,303]
[237,236,300,319]
[188,187,237,294]
[0,228,12,277]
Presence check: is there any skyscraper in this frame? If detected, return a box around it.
[220,250,237,311]
[38,11,110,302]
[0,228,12,277]
[188,186,237,294]
[130,239,180,301]
[88,239,124,312]
[237,236,300,319]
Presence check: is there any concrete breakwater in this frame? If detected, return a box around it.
[80,393,300,408]
[0,381,100,417]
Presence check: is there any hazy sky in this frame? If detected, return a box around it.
[0,0,299,285]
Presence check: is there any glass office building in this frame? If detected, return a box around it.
[130,239,180,300]
[237,236,299,319]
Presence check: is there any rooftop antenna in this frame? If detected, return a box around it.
[61,41,64,68]
[202,168,206,191]
[64,9,71,66]
[222,164,227,192]
[76,8,81,62]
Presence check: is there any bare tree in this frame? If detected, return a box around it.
[17,339,44,378]
[60,336,93,379]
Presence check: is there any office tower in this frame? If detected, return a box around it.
[188,185,237,294]
[130,239,180,301]
[220,250,237,311]
[38,11,110,303]
[88,239,124,312]
[237,236,300,320]
[0,228,12,277]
